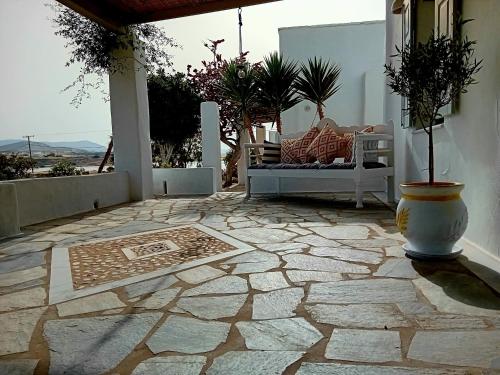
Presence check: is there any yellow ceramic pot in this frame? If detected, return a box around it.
[397,182,468,259]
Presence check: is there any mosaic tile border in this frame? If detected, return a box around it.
[49,224,255,304]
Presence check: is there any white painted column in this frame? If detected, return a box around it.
[109,34,153,201]
[201,102,222,192]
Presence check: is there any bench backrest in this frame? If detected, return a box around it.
[279,118,393,141]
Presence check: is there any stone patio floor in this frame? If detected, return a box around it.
[0,192,499,375]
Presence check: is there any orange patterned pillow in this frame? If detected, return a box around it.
[344,126,375,162]
[291,127,320,163]
[306,125,346,164]
[280,138,298,163]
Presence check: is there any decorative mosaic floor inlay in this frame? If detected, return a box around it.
[69,226,237,290]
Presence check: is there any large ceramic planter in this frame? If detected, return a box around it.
[396,182,468,260]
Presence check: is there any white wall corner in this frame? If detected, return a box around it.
[459,237,500,293]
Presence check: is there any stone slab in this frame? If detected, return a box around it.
[325,329,401,363]
[374,258,420,279]
[236,318,323,351]
[0,241,51,256]
[283,254,370,274]
[207,351,304,375]
[0,252,45,274]
[310,225,369,240]
[146,315,230,354]
[175,294,247,319]
[134,288,181,310]
[306,304,411,328]
[249,272,289,291]
[44,313,162,375]
[310,247,383,264]
[408,330,500,368]
[223,251,278,264]
[124,275,178,299]
[286,270,342,283]
[414,314,488,330]
[0,359,39,375]
[413,271,500,317]
[176,265,226,284]
[253,287,304,319]
[131,356,206,375]
[181,276,248,297]
[296,363,468,375]
[0,266,46,288]
[57,292,126,317]
[0,307,47,356]
[258,243,308,252]
[308,279,417,304]
[224,228,296,244]
[0,287,46,312]
[294,235,341,247]
[338,239,400,248]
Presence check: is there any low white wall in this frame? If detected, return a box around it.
[0,172,130,227]
[152,168,215,196]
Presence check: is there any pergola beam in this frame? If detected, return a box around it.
[55,0,280,29]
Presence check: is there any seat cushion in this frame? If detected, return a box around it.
[280,138,298,163]
[291,127,320,163]
[248,161,386,170]
[306,124,346,164]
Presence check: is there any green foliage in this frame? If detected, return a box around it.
[294,57,342,119]
[385,26,482,128]
[50,3,177,106]
[256,52,301,133]
[48,160,87,177]
[218,61,259,118]
[385,24,482,184]
[148,71,202,167]
[0,154,35,181]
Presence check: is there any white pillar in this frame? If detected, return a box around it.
[109,34,153,201]
[201,102,222,192]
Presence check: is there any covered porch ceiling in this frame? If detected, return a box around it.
[56,0,280,30]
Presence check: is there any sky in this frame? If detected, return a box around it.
[0,0,385,147]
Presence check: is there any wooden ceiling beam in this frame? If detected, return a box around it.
[55,0,125,31]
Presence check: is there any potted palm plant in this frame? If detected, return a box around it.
[294,57,341,120]
[385,26,482,259]
[256,52,301,134]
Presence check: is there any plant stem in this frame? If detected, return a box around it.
[317,104,324,120]
[428,120,434,185]
[276,115,282,135]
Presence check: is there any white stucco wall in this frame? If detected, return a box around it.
[152,168,215,196]
[385,0,500,259]
[279,20,386,133]
[0,172,130,227]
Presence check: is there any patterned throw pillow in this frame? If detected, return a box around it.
[281,138,298,163]
[291,127,320,163]
[262,140,281,164]
[306,125,347,164]
[344,126,377,162]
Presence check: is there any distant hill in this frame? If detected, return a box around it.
[0,140,106,155]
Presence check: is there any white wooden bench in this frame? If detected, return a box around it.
[244,119,395,208]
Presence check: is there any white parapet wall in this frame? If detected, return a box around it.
[152,168,216,196]
[0,172,130,229]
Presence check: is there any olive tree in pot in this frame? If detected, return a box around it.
[385,25,482,260]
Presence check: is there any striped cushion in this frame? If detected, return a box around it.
[262,140,281,164]
[306,125,346,164]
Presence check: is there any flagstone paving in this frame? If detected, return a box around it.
[0,192,499,374]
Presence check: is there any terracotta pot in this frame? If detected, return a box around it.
[396,182,468,259]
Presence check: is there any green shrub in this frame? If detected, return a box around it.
[48,160,88,177]
[0,154,35,181]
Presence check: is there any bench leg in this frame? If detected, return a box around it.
[245,175,251,199]
[275,177,281,197]
[355,184,364,208]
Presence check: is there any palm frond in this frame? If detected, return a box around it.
[294,57,342,108]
